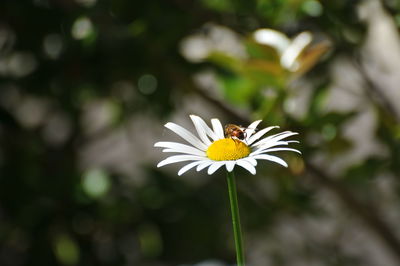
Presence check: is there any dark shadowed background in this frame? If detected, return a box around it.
[1,0,400,265]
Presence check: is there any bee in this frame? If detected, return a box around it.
[224,124,247,140]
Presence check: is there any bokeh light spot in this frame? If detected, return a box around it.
[302,0,323,17]
[53,234,80,265]
[4,52,38,77]
[72,17,94,40]
[138,74,157,95]
[82,169,110,199]
[130,20,146,36]
[43,34,63,59]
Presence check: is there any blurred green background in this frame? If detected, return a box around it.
[2,0,400,265]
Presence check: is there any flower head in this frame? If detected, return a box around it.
[154,115,300,176]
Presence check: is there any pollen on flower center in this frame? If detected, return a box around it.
[206,138,250,161]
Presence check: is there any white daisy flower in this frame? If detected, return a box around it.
[154,115,300,176]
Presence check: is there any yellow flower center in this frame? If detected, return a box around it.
[206,138,251,161]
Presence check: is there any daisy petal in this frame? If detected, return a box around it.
[251,141,290,155]
[157,155,205,168]
[247,126,279,145]
[207,162,225,175]
[190,115,219,141]
[236,160,256,175]
[190,115,212,146]
[245,120,262,140]
[197,161,214,171]
[254,132,298,147]
[211,118,224,139]
[225,161,235,172]
[253,154,288,167]
[242,157,257,166]
[165,122,208,151]
[178,161,204,176]
[270,131,299,140]
[155,141,205,156]
[260,147,301,154]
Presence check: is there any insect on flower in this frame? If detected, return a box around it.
[224,124,247,140]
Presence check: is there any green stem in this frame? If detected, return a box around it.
[226,171,245,266]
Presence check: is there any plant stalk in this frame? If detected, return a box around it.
[226,171,245,266]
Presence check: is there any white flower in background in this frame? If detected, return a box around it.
[154,115,300,176]
[253,28,313,72]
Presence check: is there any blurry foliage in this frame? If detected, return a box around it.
[1,0,400,266]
